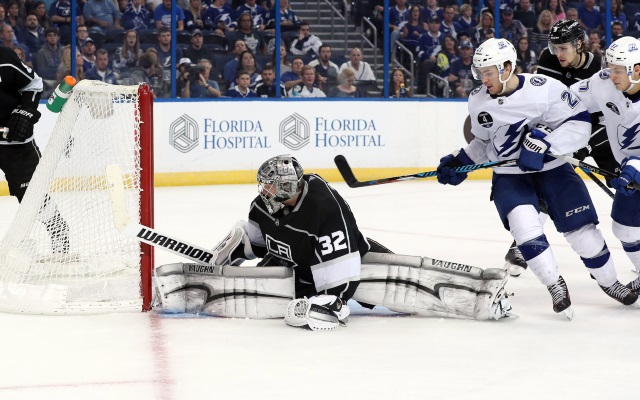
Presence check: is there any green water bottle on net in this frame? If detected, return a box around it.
[46,76,76,113]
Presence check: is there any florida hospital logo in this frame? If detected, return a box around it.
[280,113,310,150]
[170,114,199,153]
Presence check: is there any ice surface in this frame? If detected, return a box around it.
[0,180,637,400]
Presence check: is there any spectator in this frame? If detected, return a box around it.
[32,1,50,29]
[455,4,476,37]
[183,58,221,98]
[154,27,183,68]
[266,0,299,37]
[226,12,264,55]
[566,8,579,23]
[500,7,527,46]
[5,2,24,31]
[543,0,566,23]
[388,0,408,59]
[289,65,325,97]
[281,55,303,90]
[184,0,206,32]
[176,57,191,95]
[121,0,152,30]
[48,0,82,45]
[289,21,321,58]
[421,0,442,22]
[436,34,458,78]
[328,68,362,98]
[440,5,457,38]
[388,67,410,98]
[530,10,554,53]
[112,29,142,72]
[587,31,602,57]
[516,37,536,73]
[184,29,214,65]
[129,52,156,96]
[223,39,247,84]
[75,24,89,48]
[634,13,640,32]
[254,63,286,97]
[416,15,443,92]
[447,40,474,98]
[400,5,426,55]
[0,23,31,66]
[80,36,96,71]
[85,48,117,83]
[203,0,235,34]
[307,44,338,92]
[34,27,62,80]
[56,44,84,84]
[513,0,536,29]
[0,6,5,26]
[154,0,184,30]
[84,0,123,34]
[17,13,45,54]
[272,43,291,74]
[225,70,258,97]
[479,0,496,17]
[601,0,626,33]
[236,0,268,31]
[475,11,495,45]
[236,50,260,88]
[610,21,623,42]
[144,47,169,97]
[12,46,26,63]
[578,0,600,31]
[339,47,375,81]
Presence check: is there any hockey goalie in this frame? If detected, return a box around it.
[152,155,513,330]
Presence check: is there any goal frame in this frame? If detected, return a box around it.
[138,83,154,312]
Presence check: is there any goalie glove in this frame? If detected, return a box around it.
[284,295,349,331]
[518,129,551,172]
[436,148,474,186]
[611,157,640,196]
[4,107,41,142]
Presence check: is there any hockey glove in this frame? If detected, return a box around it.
[573,145,591,162]
[436,149,474,186]
[610,157,640,196]
[5,107,41,142]
[518,129,551,172]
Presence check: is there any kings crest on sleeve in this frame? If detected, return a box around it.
[530,76,547,86]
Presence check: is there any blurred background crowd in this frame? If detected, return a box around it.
[10,0,628,99]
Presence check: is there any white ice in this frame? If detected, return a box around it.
[0,180,638,400]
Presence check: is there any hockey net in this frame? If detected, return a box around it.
[0,80,154,314]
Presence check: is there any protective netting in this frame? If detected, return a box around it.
[0,81,147,314]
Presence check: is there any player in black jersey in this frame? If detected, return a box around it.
[503,19,618,277]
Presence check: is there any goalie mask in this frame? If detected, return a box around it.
[257,155,304,214]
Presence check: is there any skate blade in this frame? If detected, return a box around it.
[561,306,574,321]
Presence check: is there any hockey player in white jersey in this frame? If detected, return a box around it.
[436,38,637,319]
[569,36,640,296]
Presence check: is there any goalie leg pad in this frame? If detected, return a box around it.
[352,254,511,320]
[154,263,294,318]
[211,220,256,266]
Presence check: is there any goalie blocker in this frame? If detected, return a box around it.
[153,252,512,321]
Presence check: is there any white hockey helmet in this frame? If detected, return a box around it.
[606,36,640,76]
[257,155,304,214]
[472,38,517,81]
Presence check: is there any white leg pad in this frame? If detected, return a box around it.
[563,224,606,259]
[353,254,510,320]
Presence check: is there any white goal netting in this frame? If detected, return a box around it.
[0,81,152,314]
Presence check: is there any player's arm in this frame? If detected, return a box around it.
[568,72,602,114]
[3,48,42,142]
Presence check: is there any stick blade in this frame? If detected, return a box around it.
[334,155,365,188]
[105,164,130,232]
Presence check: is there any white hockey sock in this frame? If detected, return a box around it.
[525,248,560,287]
[588,257,618,287]
[625,249,640,274]
[564,224,617,286]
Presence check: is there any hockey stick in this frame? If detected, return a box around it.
[334,155,517,188]
[106,164,215,266]
[552,154,640,191]
[580,167,614,199]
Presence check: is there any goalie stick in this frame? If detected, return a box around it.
[106,164,216,266]
[334,155,517,188]
[552,154,640,191]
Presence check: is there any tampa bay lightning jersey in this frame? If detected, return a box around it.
[465,73,591,174]
[570,69,640,164]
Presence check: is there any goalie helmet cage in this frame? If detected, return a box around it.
[0,81,154,315]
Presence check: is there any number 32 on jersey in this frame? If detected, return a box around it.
[319,231,347,255]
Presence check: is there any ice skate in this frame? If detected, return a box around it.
[547,276,573,320]
[600,281,638,305]
[504,240,527,277]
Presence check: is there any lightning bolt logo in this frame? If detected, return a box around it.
[493,119,528,157]
[618,123,640,150]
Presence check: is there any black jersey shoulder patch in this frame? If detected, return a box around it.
[530,76,547,86]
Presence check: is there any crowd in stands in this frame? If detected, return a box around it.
[371,0,640,98]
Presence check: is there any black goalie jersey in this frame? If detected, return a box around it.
[245,174,370,299]
[537,49,618,174]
